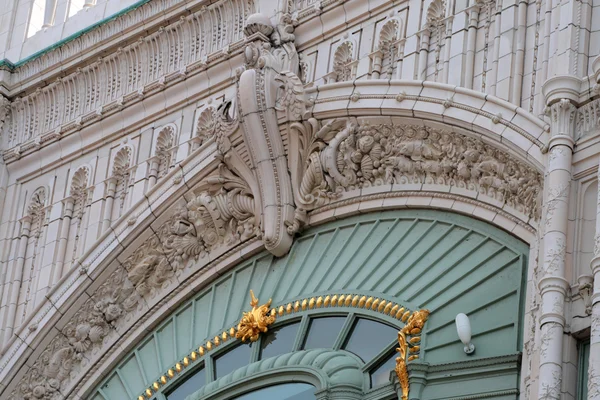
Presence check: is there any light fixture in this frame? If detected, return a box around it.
[455,313,475,355]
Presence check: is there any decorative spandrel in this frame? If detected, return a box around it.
[395,309,430,400]
[236,290,276,342]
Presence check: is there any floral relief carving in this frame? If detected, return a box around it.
[592,314,600,344]
[332,41,355,82]
[122,163,257,297]
[290,119,543,220]
[194,101,239,154]
[542,237,566,276]
[589,365,600,398]
[539,370,561,400]
[9,268,140,400]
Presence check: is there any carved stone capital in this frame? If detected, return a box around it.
[547,99,577,142]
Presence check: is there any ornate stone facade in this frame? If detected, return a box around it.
[0,0,598,399]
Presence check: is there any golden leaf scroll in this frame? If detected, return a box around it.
[396,309,430,400]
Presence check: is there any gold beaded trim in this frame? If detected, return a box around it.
[136,293,410,399]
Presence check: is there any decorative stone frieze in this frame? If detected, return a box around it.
[289,119,543,221]
[9,267,141,400]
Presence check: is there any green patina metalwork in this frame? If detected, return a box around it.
[91,210,529,400]
[0,0,153,69]
[187,349,364,400]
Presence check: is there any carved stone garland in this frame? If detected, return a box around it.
[289,119,543,223]
[11,267,141,400]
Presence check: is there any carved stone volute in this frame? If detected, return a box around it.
[235,13,306,256]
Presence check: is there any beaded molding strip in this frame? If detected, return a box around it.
[136,292,420,400]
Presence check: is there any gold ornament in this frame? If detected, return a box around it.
[235,290,276,342]
[395,309,430,400]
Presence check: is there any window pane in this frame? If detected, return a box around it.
[343,318,397,362]
[260,322,300,360]
[577,341,590,400]
[233,383,316,400]
[370,352,397,387]
[166,367,205,400]
[303,317,346,350]
[214,344,253,379]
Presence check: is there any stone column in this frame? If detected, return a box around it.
[148,158,160,188]
[51,197,73,285]
[101,177,117,233]
[42,0,58,28]
[537,99,576,400]
[589,165,600,398]
[76,188,93,258]
[3,216,31,344]
[463,4,480,89]
[417,28,430,81]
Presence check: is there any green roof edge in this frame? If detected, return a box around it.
[0,0,154,71]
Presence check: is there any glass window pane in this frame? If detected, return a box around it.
[166,367,205,400]
[260,322,300,360]
[303,317,346,350]
[214,343,252,379]
[233,383,316,400]
[370,352,397,387]
[343,318,397,362]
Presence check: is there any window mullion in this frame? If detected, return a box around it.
[333,312,355,350]
[293,315,310,352]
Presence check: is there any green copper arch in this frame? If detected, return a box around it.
[91,210,529,400]
[188,349,364,400]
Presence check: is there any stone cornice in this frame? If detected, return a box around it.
[2,0,207,90]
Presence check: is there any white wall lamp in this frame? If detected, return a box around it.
[455,313,475,355]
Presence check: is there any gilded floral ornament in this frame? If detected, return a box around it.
[236,290,276,342]
[395,309,430,400]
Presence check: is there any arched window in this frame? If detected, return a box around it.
[233,383,315,399]
[160,313,402,400]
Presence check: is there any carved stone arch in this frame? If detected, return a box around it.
[426,0,447,24]
[27,186,47,234]
[376,18,404,79]
[112,145,133,176]
[332,40,356,82]
[69,165,91,195]
[111,145,134,215]
[154,124,177,178]
[424,0,447,80]
[193,105,220,151]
